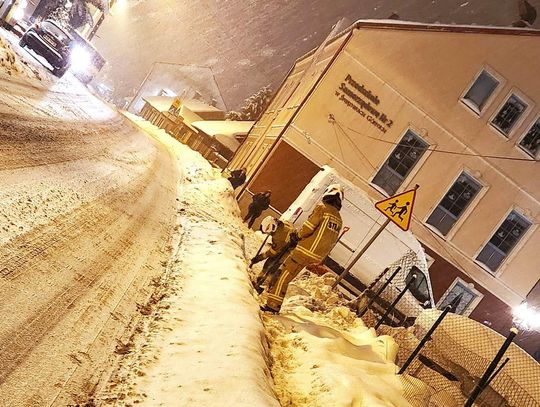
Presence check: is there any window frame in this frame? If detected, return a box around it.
[436,277,483,316]
[516,113,540,159]
[489,90,532,138]
[460,68,503,116]
[424,170,484,239]
[369,128,431,197]
[474,208,533,276]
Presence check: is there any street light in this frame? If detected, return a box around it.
[512,302,540,331]
[513,277,540,332]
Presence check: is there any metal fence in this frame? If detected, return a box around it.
[358,294,540,407]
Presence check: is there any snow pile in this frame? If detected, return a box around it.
[97,116,279,406]
[0,34,41,79]
[0,36,22,76]
[264,272,428,407]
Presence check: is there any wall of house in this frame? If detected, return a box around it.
[247,141,320,212]
[238,26,540,354]
[229,33,350,178]
[278,27,540,308]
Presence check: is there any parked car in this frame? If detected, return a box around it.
[19,19,72,77]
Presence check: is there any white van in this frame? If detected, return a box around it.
[281,166,434,319]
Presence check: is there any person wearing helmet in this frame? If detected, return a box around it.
[262,184,344,312]
[244,190,272,228]
[250,216,295,292]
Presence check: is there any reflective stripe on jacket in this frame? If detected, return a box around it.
[261,220,294,259]
[293,203,342,262]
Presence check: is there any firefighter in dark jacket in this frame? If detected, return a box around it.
[262,184,343,313]
[250,216,295,292]
[244,190,271,228]
[227,168,247,189]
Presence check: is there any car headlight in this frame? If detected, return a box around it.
[70,45,92,73]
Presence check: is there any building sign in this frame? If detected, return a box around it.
[375,187,418,231]
[335,74,393,133]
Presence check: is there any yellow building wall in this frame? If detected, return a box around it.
[280,27,540,305]
[228,32,352,176]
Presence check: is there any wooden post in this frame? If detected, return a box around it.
[483,357,509,390]
[375,274,416,330]
[358,266,400,317]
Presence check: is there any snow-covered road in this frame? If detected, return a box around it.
[0,31,181,406]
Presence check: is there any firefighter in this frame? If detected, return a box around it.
[250,216,295,293]
[261,184,344,313]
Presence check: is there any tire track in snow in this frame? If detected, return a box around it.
[0,66,179,406]
[0,165,156,382]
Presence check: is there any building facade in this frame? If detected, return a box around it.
[228,20,540,356]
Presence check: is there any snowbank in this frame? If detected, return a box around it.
[264,272,428,407]
[94,115,428,407]
[97,116,279,406]
[0,33,43,80]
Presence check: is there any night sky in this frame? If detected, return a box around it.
[93,0,540,109]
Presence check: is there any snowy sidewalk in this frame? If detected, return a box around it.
[98,117,279,406]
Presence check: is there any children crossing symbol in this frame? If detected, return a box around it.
[375,185,419,231]
[332,185,419,288]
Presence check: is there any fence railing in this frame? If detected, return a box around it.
[355,277,540,407]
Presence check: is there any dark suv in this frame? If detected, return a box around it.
[19,20,73,77]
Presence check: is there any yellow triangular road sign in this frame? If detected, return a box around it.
[375,186,418,231]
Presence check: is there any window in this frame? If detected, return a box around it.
[372,130,428,195]
[491,95,527,135]
[519,118,540,157]
[438,279,481,315]
[476,210,531,272]
[426,172,482,235]
[462,70,499,113]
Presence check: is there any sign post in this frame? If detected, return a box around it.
[332,185,419,289]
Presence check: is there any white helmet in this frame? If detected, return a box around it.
[260,216,278,234]
[323,184,344,201]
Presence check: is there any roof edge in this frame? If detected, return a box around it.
[293,18,540,67]
[352,19,540,37]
